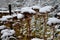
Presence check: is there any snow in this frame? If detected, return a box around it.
[57,12,60,15]
[14,9,21,11]
[31,5,41,9]
[50,35,53,39]
[0,10,13,13]
[2,15,12,19]
[21,7,36,14]
[1,29,10,34]
[12,13,24,19]
[47,17,60,25]
[9,30,15,35]
[0,13,25,21]
[0,17,7,21]
[0,25,6,29]
[39,6,52,13]
[56,29,60,31]
[55,25,60,29]
[1,29,15,38]
[46,32,50,34]
[31,38,43,40]
[12,14,17,17]
[4,11,8,13]
[0,8,7,11]
[17,13,24,19]
[0,15,13,21]
[1,32,10,38]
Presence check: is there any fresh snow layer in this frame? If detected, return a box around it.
[0,11,9,13]
[31,38,43,40]
[55,25,60,29]
[31,5,41,9]
[0,10,14,13]
[14,9,21,11]
[39,6,52,13]
[57,29,60,31]
[17,14,24,19]
[0,15,12,21]
[0,13,24,21]
[2,15,12,19]
[57,12,60,15]
[47,17,60,25]
[0,18,7,21]
[1,29,9,34]
[21,7,36,13]
[1,29,15,38]
[0,25,6,29]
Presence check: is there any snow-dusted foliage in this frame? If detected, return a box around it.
[0,25,6,29]
[0,0,60,40]
[31,38,43,40]
[55,25,60,29]
[31,5,41,9]
[39,6,52,13]
[14,8,21,11]
[0,13,24,21]
[1,29,15,38]
[56,29,60,31]
[47,17,60,25]
[17,13,24,19]
[21,7,36,13]
[0,18,8,21]
[57,12,60,15]
[2,15,13,19]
